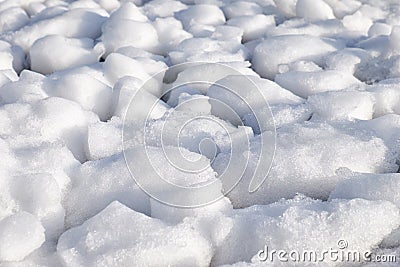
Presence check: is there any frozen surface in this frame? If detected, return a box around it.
[0,0,400,266]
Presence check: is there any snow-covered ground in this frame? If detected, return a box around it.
[0,0,400,266]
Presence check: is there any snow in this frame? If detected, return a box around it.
[44,73,112,120]
[213,196,400,265]
[227,15,275,42]
[330,173,400,208]
[0,212,45,262]
[213,121,398,207]
[5,9,107,52]
[307,90,375,121]
[275,69,361,98]
[100,3,158,55]
[175,4,226,30]
[0,7,29,33]
[1,0,400,265]
[57,201,213,266]
[343,10,373,34]
[58,197,400,266]
[296,0,335,21]
[252,35,343,79]
[222,1,263,19]
[29,35,104,74]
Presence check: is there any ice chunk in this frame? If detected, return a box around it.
[0,7,29,33]
[113,76,169,125]
[222,1,263,19]
[176,93,212,114]
[275,70,361,98]
[279,60,322,73]
[265,16,345,38]
[143,0,187,20]
[209,75,303,107]
[34,97,99,162]
[64,152,149,227]
[207,75,303,132]
[143,109,253,156]
[213,121,398,207]
[107,1,147,22]
[325,48,371,74]
[356,114,400,150]
[323,0,361,19]
[342,11,373,34]
[307,90,375,121]
[0,70,47,104]
[1,241,62,267]
[25,2,46,17]
[93,0,120,12]
[166,86,203,107]
[212,25,244,43]
[330,173,400,208]
[115,46,165,62]
[103,53,151,86]
[368,22,392,37]
[296,0,335,21]
[0,40,25,74]
[122,144,227,207]
[367,80,400,116]
[100,3,158,55]
[252,35,343,79]
[267,103,312,129]
[386,26,400,57]
[44,73,112,120]
[273,0,297,18]
[68,1,102,10]
[85,117,122,160]
[212,196,400,265]
[0,97,99,162]
[4,173,64,239]
[175,4,225,30]
[101,19,158,55]
[227,15,275,42]
[113,53,167,78]
[12,142,79,196]
[29,35,104,74]
[7,9,107,52]
[152,17,192,55]
[0,97,98,162]
[0,71,12,89]
[0,212,45,262]
[164,63,256,96]
[58,201,213,266]
[169,35,248,65]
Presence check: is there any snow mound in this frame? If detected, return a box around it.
[57,201,213,266]
[330,173,400,208]
[0,212,45,262]
[213,121,398,207]
[275,69,361,98]
[213,196,400,265]
[1,0,400,265]
[252,35,343,79]
[29,35,104,74]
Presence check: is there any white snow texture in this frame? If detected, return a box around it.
[0,0,399,266]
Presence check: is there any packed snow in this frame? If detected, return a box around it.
[0,0,399,266]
